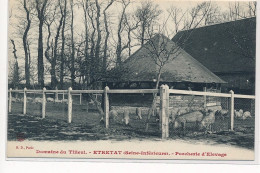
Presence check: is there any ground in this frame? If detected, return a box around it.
[8,101,255,150]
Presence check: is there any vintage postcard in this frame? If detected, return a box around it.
[6,0,258,162]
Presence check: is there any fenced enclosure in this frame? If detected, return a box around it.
[8,85,255,140]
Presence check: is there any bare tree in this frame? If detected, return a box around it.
[144,34,182,131]
[184,2,214,29]
[60,0,67,89]
[145,2,217,131]
[171,2,217,48]
[27,40,32,78]
[21,0,33,88]
[123,12,141,57]
[167,7,186,35]
[70,0,76,88]
[116,0,130,67]
[94,0,102,84]
[35,0,48,88]
[44,1,59,89]
[103,0,115,73]
[226,1,256,21]
[229,1,243,20]
[135,1,162,46]
[201,2,222,25]
[10,39,20,88]
[80,0,90,88]
[88,3,97,88]
[248,1,257,17]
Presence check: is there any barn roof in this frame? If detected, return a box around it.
[108,34,225,84]
[172,17,256,74]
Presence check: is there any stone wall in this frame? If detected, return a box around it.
[156,95,205,108]
[111,94,222,116]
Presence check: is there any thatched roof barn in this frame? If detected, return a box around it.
[172,17,256,94]
[106,34,225,90]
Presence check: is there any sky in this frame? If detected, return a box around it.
[7,0,254,83]
[1,1,260,171]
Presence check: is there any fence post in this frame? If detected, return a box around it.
[42,87,46,119]
[250,100,254,117]
[229,90,234,131]
[86,100,89,113]
[104,86,109,128]
[15,87,18,99]
[8,88,12,113]
[62,92,65,101]
[55,86,58,102]
[80,93,82,105]
[68,87,73,123]
[159,86,163,131]
[23,87,27,115]
[165,85,170,138]
[160,85,169,139]
[203,87,207,108]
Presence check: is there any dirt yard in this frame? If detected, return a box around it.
[8,102,255,150]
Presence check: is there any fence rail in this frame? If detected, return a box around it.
[108,89,159,94]
[8,86,255,139]
[9,88,256,99]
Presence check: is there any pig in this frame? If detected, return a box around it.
[169,109,179,123]
[136,107,142,120]
[173,111,204,134]
[199,110,216,132]
[47,97,54,102]
[62,99,68,103]
[215,109,228,120]
[122,110,130,125]
[109,110,118,121]
[242,111,251,120]
[235,109,243,119]
[27,97,33,102]
[33,97,42,104]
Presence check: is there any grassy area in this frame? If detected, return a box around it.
[8,101,255,150]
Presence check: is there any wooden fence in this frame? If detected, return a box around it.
[8,85,255,139]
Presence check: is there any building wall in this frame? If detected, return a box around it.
[111,94,222,115]
[217,72,255,94]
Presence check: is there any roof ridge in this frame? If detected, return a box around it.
[114,33,226,83]
[177,47,226,83]
[175,17,256,34]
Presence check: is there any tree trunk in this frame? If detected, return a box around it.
[27,41,32,86]
[23,0,31,88]
[10,39,20,88]
[82,0,89,88]
[103,0,114,73]
[60,0,67,89]
[127,28,131,57]
[52,7,64,89]
[88,6,96,89]
[35,0,48,88]
[145,66,162,132]
[141,22,145,46]
[37,20,44,87]
[95,0,101,81]
[116,1,129,67]
[70,0,75,88]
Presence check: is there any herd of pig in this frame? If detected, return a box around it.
[11,97,68,103]
[108,108,216,133]
[214,109,252,120]
[11,97,252,133]
[109,107,252,133]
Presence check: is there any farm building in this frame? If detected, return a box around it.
[172,17,256,94]
[106,34,225,90]
[105,34,226,110]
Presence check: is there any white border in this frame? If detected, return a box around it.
[1,0,260,172]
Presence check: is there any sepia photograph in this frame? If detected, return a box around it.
[6,0,258,161]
